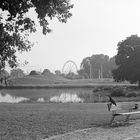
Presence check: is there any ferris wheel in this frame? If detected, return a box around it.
[62,60,78,74]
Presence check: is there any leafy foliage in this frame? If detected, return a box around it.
[78,57,91,78]
[29,70,40,75]
[110,88,125,97]
[0,0,73,69]
[112,35,140,87]
[42,69,51,75]
[0,69,9,78]
[78,54,116,78]
[10,68,25,78]
[126,91,137,97]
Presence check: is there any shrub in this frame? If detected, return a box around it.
[102,87,113,91]
[126,91,137,97]
[29,70,40,75]
[78,92,94,103]
[110,88,125,97]
[93,87,102,92]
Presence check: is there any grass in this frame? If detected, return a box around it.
[2,75,135,88]
[0,102,140,140]
[9,75,70,86]
[0,78,140,140]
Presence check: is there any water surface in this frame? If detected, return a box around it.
[0,92,29,103]
[0,88,93,103]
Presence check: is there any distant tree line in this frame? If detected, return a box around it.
[0,68,25,86]
[78,34,140,89]
[78,54,117,79]
[1,35,140,88]
[0,68,62,86]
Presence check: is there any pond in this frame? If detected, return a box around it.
[0,88,94,103]
[0,92,29,103]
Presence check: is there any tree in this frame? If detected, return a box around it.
[0,0,73,69]
[77,69,89,79]
[90,54,110,78]
[29,70,40,75]
[65,72,78,79]
[79,54,116,79]
[80,57,91,78]
[55,70,61,76]
[112,35,140,88]
[42,69,51,75]
[10,68,25,78]
[0,69,9,86]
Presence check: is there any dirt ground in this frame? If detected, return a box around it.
[44,119,140,140]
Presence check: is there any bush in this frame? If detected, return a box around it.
[125,91,137,97]
[92,88,100,92]
[29,70,40,75]
[78,92,95,103]
[102,87,113,91]
[110,88,125,97]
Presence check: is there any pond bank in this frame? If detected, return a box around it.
[0,83,137,89]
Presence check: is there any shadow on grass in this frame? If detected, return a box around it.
[105,121,134,128]
[95,117,140,129]
[89,116,140,129]
[0,103,140,140]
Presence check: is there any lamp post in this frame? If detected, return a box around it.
[99,64,103,79]
[98,64,103,79]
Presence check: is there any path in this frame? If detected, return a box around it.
[43,120,140,140]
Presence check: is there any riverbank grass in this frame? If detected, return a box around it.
[0,102,140,140]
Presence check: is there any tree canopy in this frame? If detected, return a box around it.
[0,0,73,69]
[10,68,25,78]
[78,54,116,79]
[112,35,140,87]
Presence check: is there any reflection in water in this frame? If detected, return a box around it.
[0,92,29,103]
[37,97,45,102]
[50,93,84,103]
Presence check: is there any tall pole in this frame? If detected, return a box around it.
[99,68,100,79]
[99,64,103,79]
[90,63,92,79]
[101,64,103,79]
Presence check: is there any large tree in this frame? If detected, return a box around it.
[79,54,116,79]
[0,0,73,69]
[10,68,25,78]
[112,35,140,88]
[79,57,91,78]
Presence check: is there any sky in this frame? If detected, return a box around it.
[15,0,140,74]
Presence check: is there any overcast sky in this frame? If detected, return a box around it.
[17,0,140,73]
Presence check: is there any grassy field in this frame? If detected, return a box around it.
[0,76,140,140]
[0,102,140,140]
[4,75,135,88]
